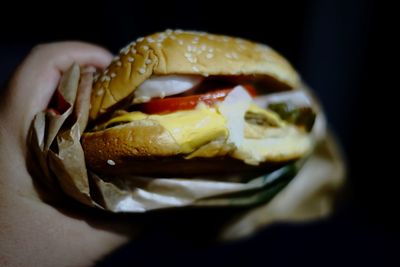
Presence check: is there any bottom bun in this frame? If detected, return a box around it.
[82,120,304,177]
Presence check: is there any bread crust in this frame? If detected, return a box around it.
[82,120,180,171]
[83,152,292,177]
[89,30,300,120]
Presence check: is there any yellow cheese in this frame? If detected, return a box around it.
[102,106,228,153]
[99,100,289,155]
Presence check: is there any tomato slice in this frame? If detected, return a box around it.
[242,84,257,97]
[47,89,71,115]
[139,84,256,114]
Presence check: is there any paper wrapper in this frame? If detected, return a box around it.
[28,64,345,240]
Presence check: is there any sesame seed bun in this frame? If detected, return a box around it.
[89,30,300,120]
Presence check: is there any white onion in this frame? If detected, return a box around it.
[218,85,252,148]
[134,75,203,103]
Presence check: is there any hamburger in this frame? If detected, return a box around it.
[81,30,316,177]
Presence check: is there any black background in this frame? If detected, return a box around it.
[1,0,398,266]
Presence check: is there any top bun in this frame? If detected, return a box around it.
[89,30,300,120]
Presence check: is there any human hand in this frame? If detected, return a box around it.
[0,42,136,267]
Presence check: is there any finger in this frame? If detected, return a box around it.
[1,42,112,138]
[6,42,112,111]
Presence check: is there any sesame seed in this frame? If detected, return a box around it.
[147,37,155,43]
[107,159,116,166]
[112,56,120,62]
[145,59,152,65]
[206,53,213,59]
[96,88,104,96]
[156,43,162,48]
[231,52,238,59]
[104,69,109,74]
[139,68,146,74]
[127,57,134,62]
[120,47,130,55]
[175,29,183,34]
[120,47,127,54]
[111,73,116,78]
[143,45,149,51]
[100,76,107,82]
[192,37,199,44]
[187,45,193,52]
[184,52,192,58]
[178,40,184,45]
[201,44,207,51]
[235,38,245,44]
[192,66,200,72]
[255,44,270,51]
[130,48,137,53]
[166,29,173,35]
[116,61,122,67]
[187,56,197,63]
[208,48,214,53]
[137,37,144,42]
[100,75,111,82]
[170,35,176,40]
[225,53,232,59]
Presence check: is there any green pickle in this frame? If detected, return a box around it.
[268,102,316,131]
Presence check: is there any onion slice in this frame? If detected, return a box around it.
[217,85,252,148]
[134,75,204,103]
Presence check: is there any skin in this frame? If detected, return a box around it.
[0,42,138,267]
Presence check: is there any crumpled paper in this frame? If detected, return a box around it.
[28,64,345,240]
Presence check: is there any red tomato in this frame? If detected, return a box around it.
[139,84,256,114]
[47,89,70,115]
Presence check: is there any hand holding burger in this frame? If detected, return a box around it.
[0,42,133,267]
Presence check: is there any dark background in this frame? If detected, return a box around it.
[1,0,397,266]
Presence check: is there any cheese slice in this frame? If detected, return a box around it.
[101,106,228,153]
[233,126,312,165]
[98,88,311,162]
